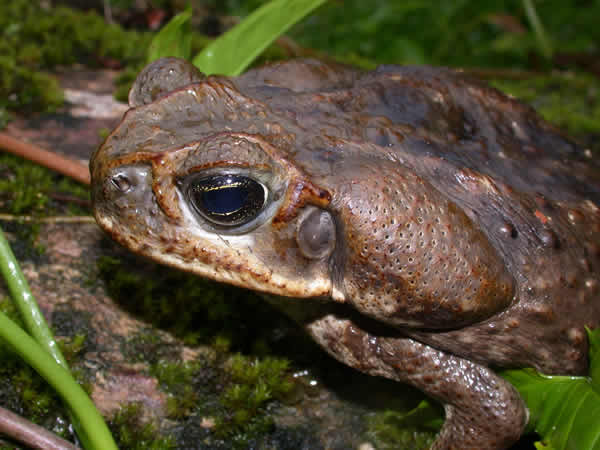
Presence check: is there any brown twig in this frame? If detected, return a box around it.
[0,132,91,186]
[0,405,79,450]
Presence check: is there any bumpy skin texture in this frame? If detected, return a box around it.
[91,57,600,449]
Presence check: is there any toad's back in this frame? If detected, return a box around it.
[237,61,599,202]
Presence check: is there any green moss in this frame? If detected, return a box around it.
[0,154,52,216]
[143,343,293,444]
[122,331,169,364]
[492,72,600,140]
[0,56,63,114]
[0,153,90,217]
[0,0,151,114]
[120,321,296,445]
[108,403,175,450]
[122,348,296,447]
[365,409,436,450]
[211,354,292,441]
[226,354,292,401]
[0,0,150,70]
[0,297,22,326]
[57,333,87,363]
[150,360,202,419]
[0,152,91,252]
[150,359,200,391]
[212,334,232,355]
[13,369,57,420]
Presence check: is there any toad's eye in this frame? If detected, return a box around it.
[187,175,267,227]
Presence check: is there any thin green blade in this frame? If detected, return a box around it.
[192,0,328,76]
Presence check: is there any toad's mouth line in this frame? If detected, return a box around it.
[94,212,335,300]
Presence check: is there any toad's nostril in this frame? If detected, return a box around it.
[110,173,133,193]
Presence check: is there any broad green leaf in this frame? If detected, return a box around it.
[192,0,328,76]
[147,8,192,63]
[502,328,600,450]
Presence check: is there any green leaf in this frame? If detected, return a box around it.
[147,8,192,63]
[192,0,328,76]
[502,329,600,450]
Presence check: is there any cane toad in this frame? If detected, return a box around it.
[90,57,600,449]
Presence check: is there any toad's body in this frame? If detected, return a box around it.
[91,58,600,449]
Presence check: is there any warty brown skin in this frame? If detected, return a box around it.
[90,57,600,449]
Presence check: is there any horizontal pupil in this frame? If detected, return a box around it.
[201,184,249,216]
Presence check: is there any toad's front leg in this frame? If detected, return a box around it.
[306,314,528,450]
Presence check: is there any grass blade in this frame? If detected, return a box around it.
[522,0,553,60]
[0,228,67,368]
